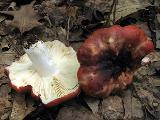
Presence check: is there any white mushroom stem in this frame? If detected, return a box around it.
[25,41,58,77]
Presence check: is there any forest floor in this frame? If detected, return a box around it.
[0,0,160,120]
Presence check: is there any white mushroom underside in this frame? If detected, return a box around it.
[7,40,79,104]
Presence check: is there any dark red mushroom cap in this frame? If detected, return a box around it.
[77,25,154,97]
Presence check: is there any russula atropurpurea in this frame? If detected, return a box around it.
[6,40,80,106]
[77,25,154,97]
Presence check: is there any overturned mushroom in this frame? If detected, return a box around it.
[77,25,154,97]
[6,40,80,106]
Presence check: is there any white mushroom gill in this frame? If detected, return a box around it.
[25,41,59,77]
[7,40,80,105]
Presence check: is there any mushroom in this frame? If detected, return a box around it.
[6,40,80,106]
[77,25,154,97]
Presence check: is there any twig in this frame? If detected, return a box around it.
[5,37,22,56]
[66,16,71,46]
[44,15,52,28]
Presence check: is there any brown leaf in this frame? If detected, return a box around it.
[10,93,35,120]
[102,96,124,120]
[84,96,100,114]
[0,97,12,120]
[0,84,12,120]
[122,90,144,120]
[110,0,153,23]
[67,6,78,19]
[148,76,160,87]
[0,66,6,79]
[56,103,101,120]
[131,97,144,119]
[0,53,16,65]
[122,90,132,120]
[0,1,42,33]
[85,0,112,13]
[0,40,10,52]
[0,84,11,98]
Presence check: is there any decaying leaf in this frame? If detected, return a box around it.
[134,67,160,119]
[7,2,16,11]
[0,84,12,120]
[84,96,100,114]
[0,53,16,65]
[0,97,12,120]
[134,52,160,78]
[47,6,67,26]
[0,37,18,65]
[122,90,144,120]
[110,0,155,23]
[0,0,12,10]
[134,86,160,119]
[0,39,10,52]
[0,1,42,33]
[122,90,132,119]
[56,103,101,120]
[102,96,124,120]
[148,76,160,87]
[67,6,78,20]
[10,94,26,120]
[85,0,113,13]
[142,52,160,63]
[0,66,6,79]
[131,97,144,119]
[10,93,35,120]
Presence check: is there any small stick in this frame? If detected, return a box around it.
[5,37,22,56]
[66,16,71,46]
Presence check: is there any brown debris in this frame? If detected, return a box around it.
[122,90,144,120]
[0,1,42,33]
[102,96,124,120]
[10,93,35,120]
[0,52,17,65]
[0,84,12,120]
[0,0,160,120]
[84,96,100,114]
[134,82,160,119]
[0,97,12,120]
[85,0,113,13]
[110,0,155,23]
[0,66,6,78]
[122,90,132,120]
[56,103,101,120]
[131,97,144,120]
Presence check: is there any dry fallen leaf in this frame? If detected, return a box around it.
[0,1,42,33]
[131,97,144,119]
[0,84,12,120]
[134,52,160,78]
[0,66,6,79]
[56,103,101,120]
[10,93,35,120]
[122,90,132,120]
[67,6,78,20]
[0,40,10,52]
[0,0,12,10]
[85,0,112,13]
[0,53,16,65]
[0,97,12,120]
[84,96,100,114]
[110,0,153,23]
[102,96,124,120]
